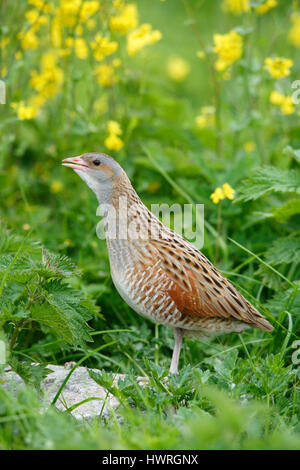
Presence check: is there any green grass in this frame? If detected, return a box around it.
[0,0,299,450]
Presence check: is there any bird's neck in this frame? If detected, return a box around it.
[97,172,155,244]
[95,171,138,207]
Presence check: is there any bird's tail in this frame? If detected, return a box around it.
[252,316,274,331]
[248,303,274,331]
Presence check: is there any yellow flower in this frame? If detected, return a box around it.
[31,94,47,109]
[50,180,63,194]
[66,37,89,59]
[127,24,162,56]
[210,187,225,204]
[110,3,138,34]
[75,25,84,35]
[55,1,99,26]
[28,0,53,13]
[243,141,256,153]
[11,101,39,120]
[80,1,100,22]
[113,0,125,11]
[288,12,300,48]
[255,0,277,15]
[104,134,124,151]
[105,120,124,151]
[51,18,62,48]
[222,0,250,15]
[269,91,295,115]
[87,19,96,30]
[0,37,8,47]
[25,9,49,31]
[91,34,118,61]
[213,30,243,71]
[55,0,80,27]
[269,90,285,105]
[0,39,8,75]
[0,37,9,54]
[222,183,235,200]
[108,120,122,135]
[210,184,235,204]
[95,64,117,87]
[167,56,190,82]
[264,57,293,79]
[22,223,31,231]
[280,96,295,115]
[195,106,215,128]
[58,48,71,58]
[30,51,64,100]
[17,29,38,50]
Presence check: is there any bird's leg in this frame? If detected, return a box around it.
[169,328,183,375]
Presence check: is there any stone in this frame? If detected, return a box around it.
[3,364,147,421]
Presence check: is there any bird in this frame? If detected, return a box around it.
[62,153,273,374]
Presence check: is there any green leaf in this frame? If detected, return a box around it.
[41,248,81,278]
[272,199,300,223]
[30,303,74,345]
[0,226,41,256]
[0,254,37,283]
[236,166,300,202]
[31,280,94,347]
[0,284,28,327]
[8,357,53,392]
[266,283,300,316]
[283,146,300,164]
[264,235,300,266]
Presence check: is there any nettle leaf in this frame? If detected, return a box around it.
[44,280,93,321]
[30,303,75,345]
[8,357,52,392]
[0,254,38,283]
[255,264,282,290]
[283,145,300,164]
[0,225,97,350]
[256,234,300,288]
[264,235,300,266]
[40,248,81,278]
[79,296,101,318]
[0,232,79,284]
[266,283,300,316]
[0,297,15,327]
[0,227,41,256]
[31,280,94,347]
[0,302,29,327]
[236,166,300,202]
[272,199,300,223]
[0,283,28,325]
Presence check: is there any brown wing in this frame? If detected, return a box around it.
[149,237,273,332]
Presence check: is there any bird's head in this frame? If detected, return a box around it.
[62,152,124,201]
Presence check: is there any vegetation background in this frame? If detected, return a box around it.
[0,0,299,450]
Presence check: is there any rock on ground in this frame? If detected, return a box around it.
[3,364,147,421]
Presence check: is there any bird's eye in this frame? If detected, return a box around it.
[93,159,101,166]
